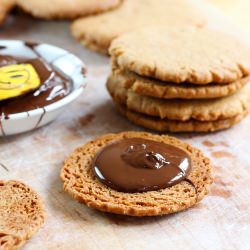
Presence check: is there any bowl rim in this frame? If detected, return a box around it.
[0,39,87,121]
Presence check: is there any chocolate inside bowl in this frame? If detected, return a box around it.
[0,40,86,136]
[0,42,73,118]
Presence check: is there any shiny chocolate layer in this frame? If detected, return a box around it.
[93,138,192,193]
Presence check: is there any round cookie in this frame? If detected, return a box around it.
[0,0,15,25]
[71,0,222,54]
[118,105,248,132]
[61,131,213,216]
[0,180,46,249]
[110,27,250,84]
[16,0,121,20]
[107,79,250,121]
[108,70,250,99]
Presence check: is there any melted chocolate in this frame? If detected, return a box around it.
[93,138,192,193]
[24,41,39,50]
[0,54,72,118]
[184,178,198,199]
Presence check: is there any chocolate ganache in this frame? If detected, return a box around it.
[93,138,192,193]
[0,47,72,118]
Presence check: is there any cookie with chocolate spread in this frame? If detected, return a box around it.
[61,132,213,216]
[108,70,250,99]
[71,0,222,54]
[107,79,250,122]
[0,0,15,25]
[16,0,121,19]
[0,180,46,249]
[110,27,250,84]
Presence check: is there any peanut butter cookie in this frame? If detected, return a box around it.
[107,79,250,122]
[72,0,220,54]
[0,180,46,249]
[118,105,248,132]
[110,27,250,84]
[16,0,121,19]
[108,70,250,99]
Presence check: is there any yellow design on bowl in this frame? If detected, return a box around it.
[0,64,41,101]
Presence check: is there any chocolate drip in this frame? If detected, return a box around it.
[0,120,5,136]
[184,178,198,201]
[24,41,41,58]
[35,107,46,129]
[93,138,192,193]
[0,162,9,172]
[24,41,39,50]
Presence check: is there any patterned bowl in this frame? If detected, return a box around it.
[0,40,87,136]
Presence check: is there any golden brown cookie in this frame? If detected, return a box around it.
[0,0,15,25]
[0,180,46,249]
[107,78,250,121]
[110,27,250,84]
[0,232,23,250]
[118,105,248,132]
[16,0,121,19]
[72,0,222,54]
[108,70,250,99]
[61,131,213,216]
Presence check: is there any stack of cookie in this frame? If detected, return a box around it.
[107,27,250,132]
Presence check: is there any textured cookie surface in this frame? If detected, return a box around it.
[110,27,250,84]
[118,105,248,132]
[61,131,212,216]
[72,0,220,54]
[0,0,15,25]
[109,70,250,99]
[107,79,250,121]
[0,180,46,249]
[16,0,121,19]
[0,232,23,250]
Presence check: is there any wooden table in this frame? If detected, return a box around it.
[0,2,250,249]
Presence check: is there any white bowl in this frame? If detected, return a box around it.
[0,40,87,136]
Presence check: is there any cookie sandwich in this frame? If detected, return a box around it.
[107,27,250,132]
[61,131,213,216]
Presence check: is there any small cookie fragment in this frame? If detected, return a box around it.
[16,0,121,20]
[0,0,15,25]
[0,180,46,249]
[61,131,213,216]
